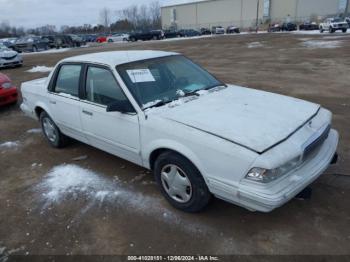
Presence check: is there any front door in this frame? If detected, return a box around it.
[80,65,141,165]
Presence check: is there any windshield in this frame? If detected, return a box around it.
[332,18,342,22]
[0,44,8,50]
[116,55,223,109]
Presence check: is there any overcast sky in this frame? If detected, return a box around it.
[0,0,195,28]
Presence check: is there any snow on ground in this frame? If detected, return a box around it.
[26,128,42,134]
[247,42,264,48]
[22,48,72,56]
[301,40,343,49]
[0,141,20,149]
[291,30,350,35]
[26,66,54,73]
[37,164,213,234]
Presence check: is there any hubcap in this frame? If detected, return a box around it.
[43,117,57,143]
[160,164,192,203]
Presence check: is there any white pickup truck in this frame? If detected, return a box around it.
[320,18,348,33]
[21,51,339,212]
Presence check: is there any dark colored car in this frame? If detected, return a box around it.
[164,30,183,38]
[129,30,165,42]
[226,26,240,34]
[299,22,319,30]
[68,34,86,47]
[281,22,297,31]
[80,34,97,42]
[268,23,281,32]
[178,29,201,37]
[345,17,350,27]
[14,36,49,52]
[200,28,211,35]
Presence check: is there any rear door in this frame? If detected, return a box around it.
[79,64,142,165]
[47,63,88,143]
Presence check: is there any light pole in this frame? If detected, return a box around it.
[256,0,260,32]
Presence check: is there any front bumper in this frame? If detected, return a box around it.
[237,129,339,212]
[0,57,23,68]
[0,87,18,106]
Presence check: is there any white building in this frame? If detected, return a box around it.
[161,0,350,30]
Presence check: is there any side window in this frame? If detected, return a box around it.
[54,65,81,97]
[85,66,129,106]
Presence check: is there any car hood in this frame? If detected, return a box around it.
[0,49,18,58]
[153,85,320,153]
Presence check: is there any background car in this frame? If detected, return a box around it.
[299,22,319,30]
[0,43,23,68]
[128,30,164,41]
[268,23,281,32]
[346,17,350,27]
[68,34,86,47]
[0,73,18,106]
[200,28,211,35]
[107,33,129,42]
[0,38,18,50]
[211,26,225,34]
[281,22,297,31]
[178,29,201,37]
[163,30,183,38]
[14,36,49,52]
[96,35,108,43]
[226,26,240,34]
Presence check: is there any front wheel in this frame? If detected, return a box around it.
[329,27,335,33]
[108,39,113,42]
[342,28,347,33]
[154,152,211,212]
[40,111,68,148]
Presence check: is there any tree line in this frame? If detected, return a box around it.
[0,1,161,38]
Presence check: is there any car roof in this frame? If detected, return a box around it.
[61,50,179,66]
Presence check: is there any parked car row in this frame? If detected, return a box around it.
[268,17,349,33]
[0,34,86,53]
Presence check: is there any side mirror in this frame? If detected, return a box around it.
[106,100,135,113]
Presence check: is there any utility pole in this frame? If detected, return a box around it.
[256,0,260,32]
[345,0,349,17]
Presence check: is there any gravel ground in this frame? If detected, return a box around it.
[0,32,350,257]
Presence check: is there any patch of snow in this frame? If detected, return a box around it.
[0,141,20,149]
[291,30,350,35]
[22,48,72,56]
[26,128,41,134]
[247,42,263,48]
[176,89,185,97]
[72,155,88,161]
[301,40,343,49]
[37,164,213,234]
[26,66,54,73]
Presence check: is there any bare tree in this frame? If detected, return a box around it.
[149,1,161,28]
[99,7,111,30]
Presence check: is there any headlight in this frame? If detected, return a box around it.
[245,157,301,183]
[1,82,12,89]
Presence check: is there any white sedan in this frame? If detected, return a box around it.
[0,43,23,68]
[107,33,129,43]
[20,51,339,212]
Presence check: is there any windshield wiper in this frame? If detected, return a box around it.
[204,83,227,91]
[143,100,172,110]
[181,90,200,97]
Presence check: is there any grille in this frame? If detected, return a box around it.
[303,125,330,159]
[2,55,17,60]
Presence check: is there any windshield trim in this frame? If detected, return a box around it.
[115,54,225,110]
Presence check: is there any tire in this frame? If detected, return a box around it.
[153,35,158,40]
[130,37,136,42]
[329,27,335,33]
[342,28,347,33]
[154,151,211,212]
[40,111,68,148]
[32,46,38,52]
[108,39,113,43]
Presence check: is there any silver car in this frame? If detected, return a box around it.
[0,43,23,68]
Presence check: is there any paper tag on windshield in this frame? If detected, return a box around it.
[127,69,155,83]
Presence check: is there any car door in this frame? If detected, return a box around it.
[47,63,88,143]
[80,65,142,165]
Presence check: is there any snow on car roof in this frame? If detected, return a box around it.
[61,50,179,66]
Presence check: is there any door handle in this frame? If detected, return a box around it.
[82,110,93,116]
[49,100,56,104]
